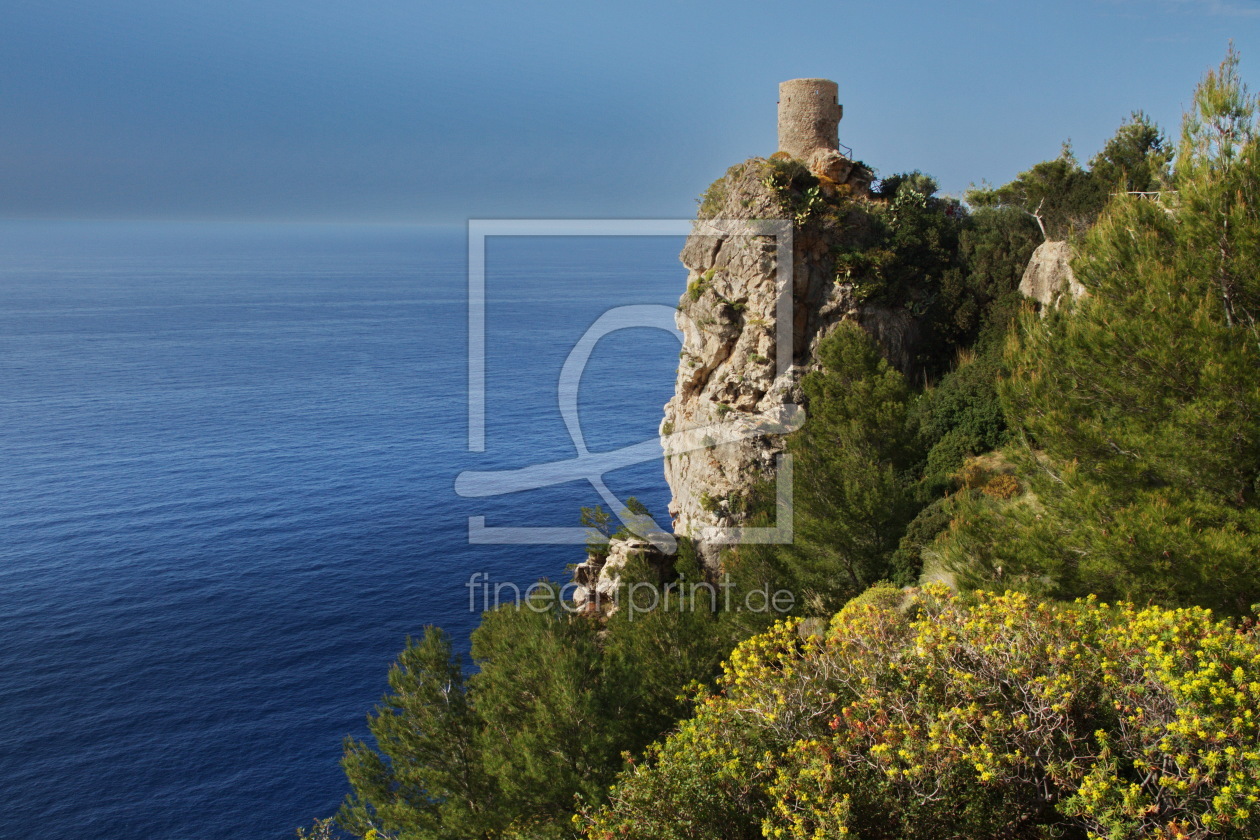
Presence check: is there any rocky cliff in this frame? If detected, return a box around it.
[664,158,906,568]
[574,156,918,603]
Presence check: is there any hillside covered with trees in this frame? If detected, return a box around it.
[308,51,1260,840]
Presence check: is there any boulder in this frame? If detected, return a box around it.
[1019,240,1086,309]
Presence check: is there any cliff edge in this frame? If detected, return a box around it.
[662,158,918,569]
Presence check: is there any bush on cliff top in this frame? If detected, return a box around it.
[584,585,1260,840]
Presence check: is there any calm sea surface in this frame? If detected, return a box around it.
[0,221,684,838]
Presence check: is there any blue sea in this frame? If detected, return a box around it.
[0,221,685,839]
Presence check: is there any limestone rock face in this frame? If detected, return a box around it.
[662,159,916,569]
[571,537,668,615]
[1019,240,1086,309]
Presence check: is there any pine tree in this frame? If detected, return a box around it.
[1176,46,1260,340]
[775,322,916,613]
[1088,110,1171,196]
[339,627,498,839]
[468,592,613,829]
[942,51,1260,614]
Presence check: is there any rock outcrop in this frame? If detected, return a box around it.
[807,149,873,194]
[571,154,920,609]
[571,537,667,614]
[1019,240,1086,309]
[660,159,914,570]
[568,79,912,610]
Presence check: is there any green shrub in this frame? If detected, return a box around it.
[887,498,952,585]
[697,178,728,219]
[958,207,1042,309]
[909,345,1011,500]
[918,426,980,497]
[761,156,815,192]
[697,492,720,513]
[686,268,716,301]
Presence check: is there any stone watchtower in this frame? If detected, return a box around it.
[777,78,841,160]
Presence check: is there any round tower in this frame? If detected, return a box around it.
[777,78,841,160]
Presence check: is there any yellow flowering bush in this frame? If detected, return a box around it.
[584,585,1260,840]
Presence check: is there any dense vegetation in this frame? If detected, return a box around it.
[585,586,1260,840]
[335,561,738,840]
[966,110,1170,241]
[939,51,1260,615]
[317,52,1260,840]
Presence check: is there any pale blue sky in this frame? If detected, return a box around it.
[1,0,1255,222]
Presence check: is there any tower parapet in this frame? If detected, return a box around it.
[777,78,841,160]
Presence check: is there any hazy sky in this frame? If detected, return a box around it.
[1,0,1255,222]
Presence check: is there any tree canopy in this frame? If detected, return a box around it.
[967,112,1171,240]
[940,49,1260,614]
